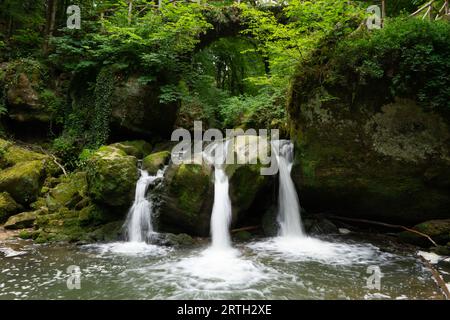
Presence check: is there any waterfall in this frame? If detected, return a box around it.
[124,168,165,243]
[204,140,233,250]
[272,140,305,238]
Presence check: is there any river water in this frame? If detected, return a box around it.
[0,235,445,300]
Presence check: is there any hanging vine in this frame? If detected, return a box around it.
[91,68,115,148]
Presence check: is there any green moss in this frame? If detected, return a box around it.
[3,145,47,165]
[45,172,87,210]
[170,164,210,218]
[87,145,138,207]
[0,160,45,204]
[18,229,39,240]
[111,140,152,158]
[142,151,170,175]
[229,164,267,211]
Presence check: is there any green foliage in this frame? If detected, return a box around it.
[240,0,364,82]
[334,17,450,115]
[219,88,287,131]
[39,89,64,122]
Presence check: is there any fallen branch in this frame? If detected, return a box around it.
[35,146,68,177]
[419,256,450,300]
[324,215,438,247]
[48,153,68,177]
[231,225,259,233]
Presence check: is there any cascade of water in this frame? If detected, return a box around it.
[272,140,305,238]
[124,168,165,242]
[204,140,233,250]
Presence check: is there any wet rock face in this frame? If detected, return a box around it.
[289,91,450,224]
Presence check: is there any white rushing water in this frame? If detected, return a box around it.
[204,140,233,250]
[124,168,165,243]
[272,140,305,238]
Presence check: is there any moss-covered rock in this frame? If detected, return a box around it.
[4,211,38,229]
[1,60,59,126]
[157,163,213,236]
[86,145,138,208]
[399,219,450,247]
[225,135,276,229]
[142,151,171,175]
[44,172,87,211]
[157,136,276,236]
[0,139,52,169]
[0,192,22,223]
[0,160,46,204]
[110,140,152,158]
[288,27,450,224]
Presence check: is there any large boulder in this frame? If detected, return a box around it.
[289,97,450,224]
[0,138,51,168]
[0,140,61,206]
[43,172,88,211]
[156,136,276,236]
[288,23,450,224]
[157,163,214,236]
[109,76,179,139]
[86,145,138,208]
[225,136,276,227]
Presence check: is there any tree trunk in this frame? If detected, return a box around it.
[43,0,58,55]
[128,0,133,25]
